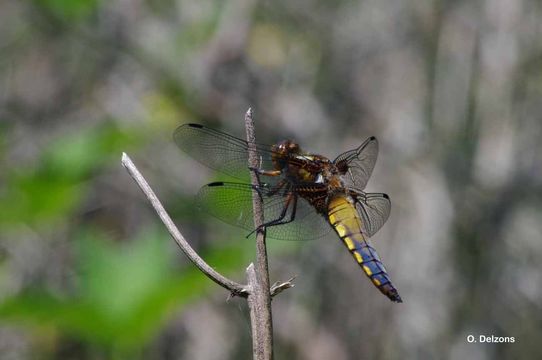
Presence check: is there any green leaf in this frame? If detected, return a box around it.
[76,229,172,322]
[0,228,250,352]
[35,0,101,21]
[0,122,142,227]
[44,122,141,181]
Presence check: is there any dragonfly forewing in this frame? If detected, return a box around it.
[174,124,278,183]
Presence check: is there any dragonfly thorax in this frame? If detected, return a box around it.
[271,140,322,183]
[269,139,346,192]
[314,161,345,188]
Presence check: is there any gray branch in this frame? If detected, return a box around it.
[244,108,274,360]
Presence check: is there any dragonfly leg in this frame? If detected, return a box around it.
[259,192,298,228]
[248,167,281,192]
[248,166,281,177]
[263,179,288,197]
[246,193,298,238]
[253,179,287,204]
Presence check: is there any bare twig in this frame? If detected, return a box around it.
[270,276,296,297]
[244,108,274,360]
[121,153,248,297]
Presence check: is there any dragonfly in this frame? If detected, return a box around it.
[174,123,402,303]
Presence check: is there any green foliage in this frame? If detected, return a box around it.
[0,122,142,227]
[0,116,256,356]
[0,228,250,354]
[34,0,101,21]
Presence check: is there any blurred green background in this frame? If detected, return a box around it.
[1,0,541,359]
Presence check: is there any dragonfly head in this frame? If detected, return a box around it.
[273,140,299,155]
[271,140,301,170]
[272,140,300,155]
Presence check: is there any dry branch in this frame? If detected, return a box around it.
[244,108,274,360]
[122,108,287,360]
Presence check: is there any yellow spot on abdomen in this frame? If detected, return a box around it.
[363,265,372,275]
[373,278,381,286]
[328,214,337,225]
[354,251,363,263]
[335,224,347,237]
[343,237,355,250]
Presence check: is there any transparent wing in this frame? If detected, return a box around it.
[174,123,277,182]
[196,181,332,241]
[353,191,391,238]
[333,136,378,190]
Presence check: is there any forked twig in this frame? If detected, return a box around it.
[122,109,294,360]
